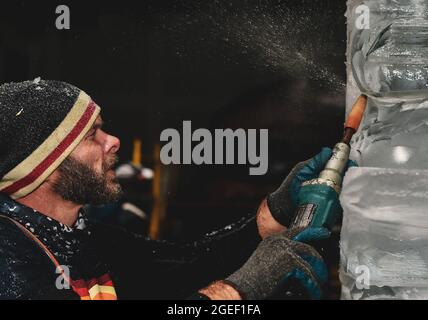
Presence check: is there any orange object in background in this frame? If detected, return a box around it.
[132,138,142,167]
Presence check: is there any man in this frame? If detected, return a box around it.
[0,80,349,300]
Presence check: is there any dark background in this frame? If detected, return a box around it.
[0,0,347,241]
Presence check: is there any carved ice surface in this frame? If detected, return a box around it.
[340,167,428,299]
[350,97,428,169]
[341,0,428,299]
[346,0,428,104]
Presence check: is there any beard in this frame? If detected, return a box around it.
[53,154,123,205]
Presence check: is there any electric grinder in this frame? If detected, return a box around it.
[291,95,367,230]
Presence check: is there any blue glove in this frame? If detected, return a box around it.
[267,148,357,227]
[226,226,330,300]
[281,227,331,299]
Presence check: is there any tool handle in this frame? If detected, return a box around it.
[291,184,341,230]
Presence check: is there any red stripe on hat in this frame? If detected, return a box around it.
[2,101,97,195]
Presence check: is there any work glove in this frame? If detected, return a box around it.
[266,147,357,227]
[225,227,330,300]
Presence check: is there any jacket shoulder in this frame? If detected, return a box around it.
[0,217,53,299]
[0,216,34,254]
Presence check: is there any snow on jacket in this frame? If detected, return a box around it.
[0,193,261,299]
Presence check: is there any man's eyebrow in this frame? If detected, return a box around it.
[85,120,103,137]
[92,120,104,130]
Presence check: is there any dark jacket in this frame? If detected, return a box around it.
[0,193,261,299]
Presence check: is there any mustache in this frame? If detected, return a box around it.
[103,155,119,171]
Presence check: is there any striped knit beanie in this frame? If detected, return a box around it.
[0,79,100,199]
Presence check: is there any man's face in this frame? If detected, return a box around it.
[52,115,122,205]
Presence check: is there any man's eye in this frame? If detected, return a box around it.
[86,131,96,140]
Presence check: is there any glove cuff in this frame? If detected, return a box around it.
[266,193,294,227]
[225,273,259,300]
[221,279,248,300]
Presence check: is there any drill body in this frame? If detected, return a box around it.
[291,142,350,230]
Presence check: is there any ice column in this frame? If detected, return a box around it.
[341,0,428,299]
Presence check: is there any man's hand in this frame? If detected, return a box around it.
[256,198,286,239]
[199,281,242,300]
[260,148,357,231]
[226,227,329,300]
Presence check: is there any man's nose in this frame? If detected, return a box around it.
[104,134,120,154]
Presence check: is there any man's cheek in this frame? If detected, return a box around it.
[87,147,104,171]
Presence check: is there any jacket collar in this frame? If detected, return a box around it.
[0,192,91,264]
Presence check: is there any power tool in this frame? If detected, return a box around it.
[291,95,367,229]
